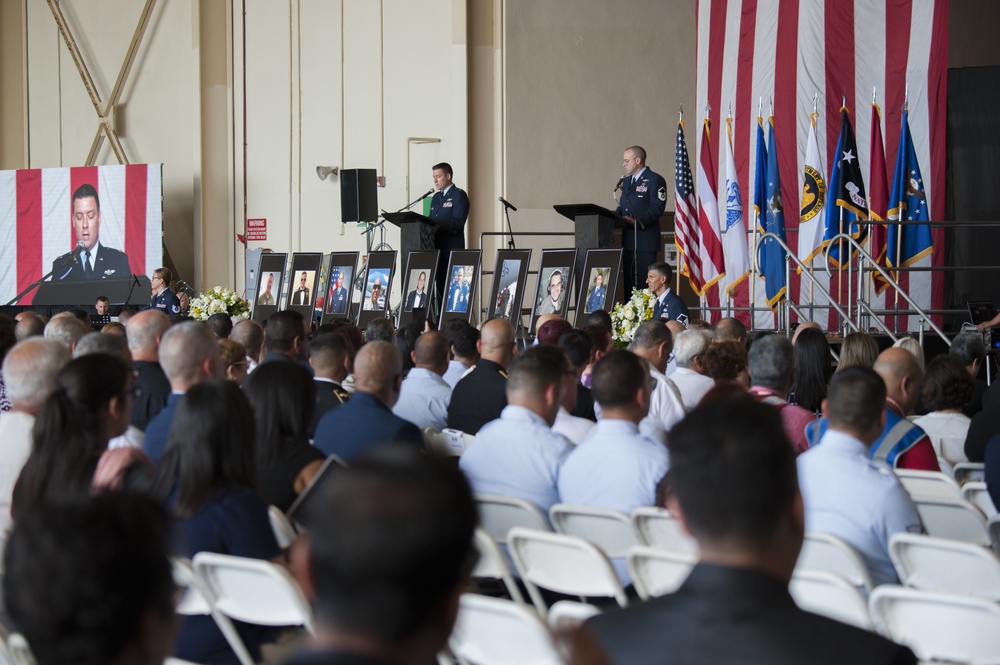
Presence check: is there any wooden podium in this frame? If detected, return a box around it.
[553,203,626,295]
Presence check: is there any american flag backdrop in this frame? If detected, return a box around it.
[696,0,948,331]
[0,164,163,305]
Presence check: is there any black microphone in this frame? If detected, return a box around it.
[615,174,626,192]
[498,196,518,212]
[420,189,434,199]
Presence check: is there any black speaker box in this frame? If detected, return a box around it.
[340,168,378,223]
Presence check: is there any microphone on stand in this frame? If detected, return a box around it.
[498,196,518,212]
[615,175,626,192]
[420,189,434,199]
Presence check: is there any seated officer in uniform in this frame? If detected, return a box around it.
[308,333,351,435]
[646,262,689,327]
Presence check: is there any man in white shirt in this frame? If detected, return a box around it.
[797,367,923,586]
[552,346,595,445]
[669,329,715,409]
[628,320,685,440]
[442,322,479,389]
[393,331,452,431]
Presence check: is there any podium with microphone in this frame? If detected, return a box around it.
[552,202,628,298]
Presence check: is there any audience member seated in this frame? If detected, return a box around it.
[13,314,45,341]
[143,322,222,463]
[206,312,233,339]
[710,316,748,346]
[101,321,126,336]
[552,346,595,446]
[748,334,816,454]
[669,329,715,410]
[218,338,249,384]
[230,318,265,374]
[393,321,423,377]
[790,320,821,345]
[4,492,178,665]
[580,324,613,388]
[244,362,326,512]
[587,308,613,333]
[892,336,925,370]
[950,332,987,417]
[308,333,352,434]
[365,317,395,343]
[447,318,516,434]
[536,318,573,346]
[12,354,134,521]
[702,339,750,387]
[835,331,880,373]
[0,338,70,531]
[628,320,685,440]
[558,329,598,421]
[91,446,154,494]
[574,395,917,665]
[314,341,422,461]
[664,320,685,376]
[393,331,452,431]
[74,332,145,451]
[913,355,974,466]
[791,326,832,415]
[128,320,173,414]
[287,446,477,665]
[150,380,281,665]
[443,323,480,389]
[43,314,89,352]
[798,367,923,587]
[965,381,1000,463]
[984,434,1000,511]
[459,345,573,513]
[262,310,310,367]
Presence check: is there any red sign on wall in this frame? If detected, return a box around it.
[247,218,267,241]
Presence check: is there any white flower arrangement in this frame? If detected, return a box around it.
[189,286,250,322]
[610,288,655,349]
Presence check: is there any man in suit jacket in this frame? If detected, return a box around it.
[293,271,311,306]
[616,146,667,295]
[429,162,470,301]
[573,397,917,665]
[404,271,428,311]
[308,333,351,435]
[447,318,515,434]
[52,183,132,281]
[313,341,422,461]
[124,309,173,431]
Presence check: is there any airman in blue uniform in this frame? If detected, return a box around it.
[616,145,667,295]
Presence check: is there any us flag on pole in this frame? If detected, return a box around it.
[674,120,702,294]
[696,0,947,331]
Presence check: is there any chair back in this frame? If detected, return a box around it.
[268,505,298,549]
[173,556,256,665]
[953,462,985,485]
[630,507,698,556]
[449,594,562,665]
[422,427,470,457]
[546,601,602,632]
[549,504,638,558]
[894,469,962,501]
[796,531,873,592]
[789,570,872,630]
[476,494,550,544]
[888,532,1000,601]
[626,546,695,601]
[961,481,998,519]
[912,497,990,546]
[472,528,525,604]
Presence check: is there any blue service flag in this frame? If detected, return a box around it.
[760,118,787,309]
[823,108,868,267]
[887,109,932,268]
[752,118,768,220]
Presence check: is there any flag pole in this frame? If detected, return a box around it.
[837,95,847,334]
[893,87,908,331]
[750,97,762,331]
[678,104,684,300]
[808,94,818,325]
[726,102,734,318]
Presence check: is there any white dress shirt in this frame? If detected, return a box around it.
[912,411,971,466]
[0,411,34,532]
[669,366,716,411]
[552,406,595,445]
[392,367,451,431]
[639,367,686,441]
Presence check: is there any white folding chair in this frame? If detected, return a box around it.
[449,593,563,665]
[546,600,602,632]
[961,481,998,518]
[472,528,525,604]
[869,585,1000,664]
[192,552,314,635]
[173,557,256,665]
[789,570,872,630]
[476,494,551,545]
[888,532,1000,601]
[990,514,1000,556]
[507,527,628,615]
[795,531,873,593]
[423,427,470,457]
[268,505,298,549]
[630,507,698,556]
[894,469,962,500]
[549,504,638,558]
[912,497,990,546]
[953,462,985,485]
[626,546,695,601]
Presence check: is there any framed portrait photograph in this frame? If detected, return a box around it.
[439,249,482,328]
[574,248,623,327]
[251,252,288,321]
[321,252,359,323]
[356,251,397,328]
[529,248,577,334]
[288,253,323,319]
[485,249,531,323]
[397,250,439,327]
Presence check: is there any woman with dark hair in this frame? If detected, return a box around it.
[13,354,133,520]
[4,492,176,665]
[914,355,975,466]
[835,331,880,372]
[243,362,325,512]
[150,380,281,665]
[791,327,832,415]
[702,340,750,388]
[393,321,424,377]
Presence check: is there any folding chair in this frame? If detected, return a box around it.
[423,427,472,457]
[449,593,563,665]
[626,546,695,601]
[476,494,551,545]
[795,531,873,593]
[888,532,1000,601]
[549,504,638,558]
[173,557,256,665]
[630,507,698,556]
[472,528,525,604]
[268,505,298,549]
[893,469,962,501]
[507,527,628,615]
[789,570,872,630]
[912,497,990,546]
[953,462,985,485]
[547,600,602,632]
[961,481,997,519]
[192,552,314,636]
[869,585,1000,664]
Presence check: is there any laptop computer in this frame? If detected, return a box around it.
[967,301,997,326]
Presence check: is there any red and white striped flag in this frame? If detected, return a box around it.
[697,119,726,300]
[674,120,703,293]
[697,0,947,332]
[0,164,163,305]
